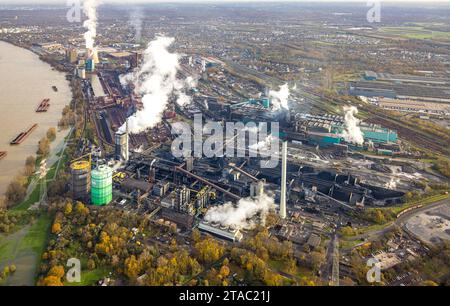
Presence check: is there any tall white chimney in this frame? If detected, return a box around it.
[124,119,129,161]
[280,141,287,219]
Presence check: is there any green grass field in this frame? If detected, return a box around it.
[378,26,450,41]
[64,267,112,286]
[0,214,50,285]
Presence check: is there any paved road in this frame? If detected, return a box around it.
[321,234,336,282]
[23,128,73,205]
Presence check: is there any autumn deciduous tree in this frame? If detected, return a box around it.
[37,137,51,156]
[5,176,27,206]
[64,202,73,216]
[24,156,36,176]
[191,228,201,242]
[263,271,283,286]
[87,259,96,271]
[39,265,65,286]
[194,237,225,264]
[219,265,230,279]
[48,265,65,279]
[40,275,64,286]
[52,222,62,234]
[124,255,140,279]
[47,127,57,142]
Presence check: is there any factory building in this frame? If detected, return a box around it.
[349,81,450,103]
[198,222,243,242]
[115,130,129,162]
[298,169,405,206]
[66,48,78,63]
[86,58,95,73]
[307,132,342,147]
[75,67,86,79]
[296,114,398,146]
[153,181,170,197]
[175,186,194,215]
[250,180,265,198]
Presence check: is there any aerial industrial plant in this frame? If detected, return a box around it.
[0,0,449,290]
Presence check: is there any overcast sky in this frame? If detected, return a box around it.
[1,0,449,4]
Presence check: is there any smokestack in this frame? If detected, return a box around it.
[115,120,129,162]
[280,141,287,219]
[124,119,129,161]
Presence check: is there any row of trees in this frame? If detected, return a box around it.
[434,158,450,179]
[1,156,36,209]
[37,127,57,157]
[38,200,208,286]
[0,264,16,283]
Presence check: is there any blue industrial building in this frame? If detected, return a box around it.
[298,114,398,147]
[86,58,95,72]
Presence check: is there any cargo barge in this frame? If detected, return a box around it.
[36,98,50,112]
[0,151,7,160]
[10,124,38,145]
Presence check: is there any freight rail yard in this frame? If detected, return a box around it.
[1,2,449,287]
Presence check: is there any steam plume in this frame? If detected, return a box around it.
[83,0,99,50]
[385,177,400,189]
[342,106,364,145]
[204,193,275,229]
[129,8,144,42]
[269,83,290,110]
[119,36,193,133]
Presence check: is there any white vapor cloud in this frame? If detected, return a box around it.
[269,83,290,110]
[342,106,364,146]
[204,193,275,229]
[119,36,194,134]
[83,0,99,50]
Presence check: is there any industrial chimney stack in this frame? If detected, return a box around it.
[280,141,287,219]
[115,120,129,162]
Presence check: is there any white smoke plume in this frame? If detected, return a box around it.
[385,177,400,189]
[249,134,275,151]
[185,76,198,89]
[204,193,275,229]
[269,83,290,110]
[176,92,191,107]
[119,36,193,133]
[342,106,364,146]
[83,0,99,50]
[129,8,144,42]
[119,72,134,87]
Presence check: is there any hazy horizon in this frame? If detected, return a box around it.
[1,0,449,5]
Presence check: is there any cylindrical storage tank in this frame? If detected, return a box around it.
[91,165,113,206]
[71,161,91,202]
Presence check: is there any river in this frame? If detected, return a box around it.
[0,41,71,196]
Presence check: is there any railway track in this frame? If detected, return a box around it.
[367,114,450,156]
